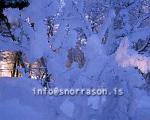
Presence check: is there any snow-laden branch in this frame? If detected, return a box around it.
[128,27,150,42]
[98,8,116,41]
[133,13,150,31]
[0,38,20,51]
[137,38,150,52]
[116,37,150,74]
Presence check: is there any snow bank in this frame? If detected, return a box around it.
[0,77,51,120]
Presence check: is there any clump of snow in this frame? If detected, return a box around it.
[88,96,100,110]
[60,98,75,118]
[116,37,150,74]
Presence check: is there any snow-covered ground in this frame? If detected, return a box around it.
[0,59,150,120]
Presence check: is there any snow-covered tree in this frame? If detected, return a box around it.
[0,0,150,120]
